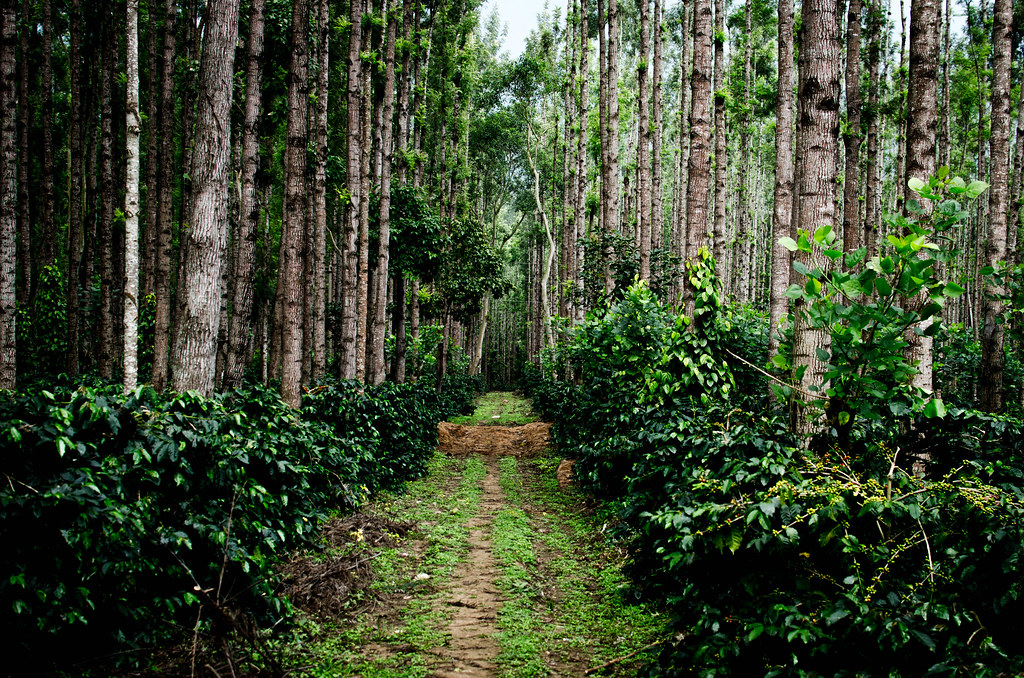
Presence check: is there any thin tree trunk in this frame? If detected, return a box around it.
[712,0,728,273]
[0,0,16,389]
[842,0,863,253]
[979,0,1011,412]
[38,0,54,269]
[638,0,652,280]
[356,41,373,381]
[684,0,714,315]
[574,0,588,324]
[735,0,753,301]
[863,0,882,254]
[370,0,398,385]
[67,0,83,375]
[170,0,240,396]
[151,0,177,390]
[340,0,363,380]
[124,0,141,392]
[16,0,28,306]
[277,0,309,406]
[96,8,117,379]
[938,0,951,169]
[224,0,265,390]
[651,0,664,255]
[309,0,329,382]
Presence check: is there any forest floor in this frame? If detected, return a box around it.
[291,392,668,677]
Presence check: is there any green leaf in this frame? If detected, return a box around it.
[875,278,893,296]
[923,398,947,418]
[837,411,850,426]
[771,354,790,370]
[908,177,927,193]
[943,282,965,298]
[779,236,799,252]
[793,261,812,277]
[966,180,990,199]
[815,347,831,362]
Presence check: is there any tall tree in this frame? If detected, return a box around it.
[769,0,796,356]
[66,0,83,375]
[842,0,863,253]
[150,0,177,390]
[711,0,727,271]
[169,0,240,395]
[277,0,310,407]
[979,0,1012,411]
[340,0,363,380]
[124,0,141,392]
[650,0,664,255]
[370,0,399,385]
[734,0,754,300]
[637,0,652,279]
[0,0,16,389]
[903,0,940,393]
[684,0,714,315]
[224,0,266,390]
[790,0,841,438]
[96,5,117,379]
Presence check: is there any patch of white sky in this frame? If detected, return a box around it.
[485,0,965,62]
[484,0,568,59]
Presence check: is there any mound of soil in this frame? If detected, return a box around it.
[437,421,551,457]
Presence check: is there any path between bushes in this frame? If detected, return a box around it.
[299,397,666,677]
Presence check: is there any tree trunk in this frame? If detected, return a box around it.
[842,0,862,253]
[938,0,951,170]
[169,0,240,396]
[356,35,372,382]
[151,0,177,390]
[370,0,398,386]
[711,0,728,275]
[340,0,363,380]
[574,0,588,325]
[734,0,753,301]
[38,0,54,269]
[0,0,16,389]
[124,0,141,392]
[224,0,265,390]
[277,0,309,407]
[97,8,117,379]
[863,0,882,254]
[638,0,652,280]
[66,0,84,376]
[684,0,713,316]
[16,0,28,307]
[903,0,940,394]
[651,0,664,256]
[979,0,1012,412]
[790,0,841,439]
[309,0,329,383]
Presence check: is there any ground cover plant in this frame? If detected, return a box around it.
[0,376,476,674]
[524,217,1024,676]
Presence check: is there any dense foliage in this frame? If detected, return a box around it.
[0,377,476,670]
[524,264,1024,675]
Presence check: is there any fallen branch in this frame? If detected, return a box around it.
[723,349,825,402]
[584,641,664,675]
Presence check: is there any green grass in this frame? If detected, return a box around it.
[493,455,668,676]
[294,453,486,677]
[449,391,538,426]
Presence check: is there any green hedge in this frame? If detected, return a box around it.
[0,377,473,670]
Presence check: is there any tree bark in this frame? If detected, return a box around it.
[979,0,1012,412]
[38,0,54,270]
[638,0,652,280]
[224,0,266,390]
[151,0,177,390]
[790,0,841,439]
[842,0,862,253]
[903,0,940,394]
[277,0,309,407]
[97,7,117,379]
[340,0,363,380]
[711,0,728,276]
[309,0,329,383]
[651,0,664,257]
[169,0,240,396]
[734,0,753,301]
[370,0,398,386]
[0,0,17,389]
[124,0,141,392]
[684,0,713,316]
[66,0,84,375]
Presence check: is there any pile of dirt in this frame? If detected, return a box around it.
[280,514,413,618]
[437,421,551,457]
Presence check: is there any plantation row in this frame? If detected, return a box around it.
[0,373,478,672]
[523,275,1024,676]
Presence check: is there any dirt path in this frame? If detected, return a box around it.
[431,455,504,677]
[300,408,666,677]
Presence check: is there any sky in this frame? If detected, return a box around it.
[485,0,568,58]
